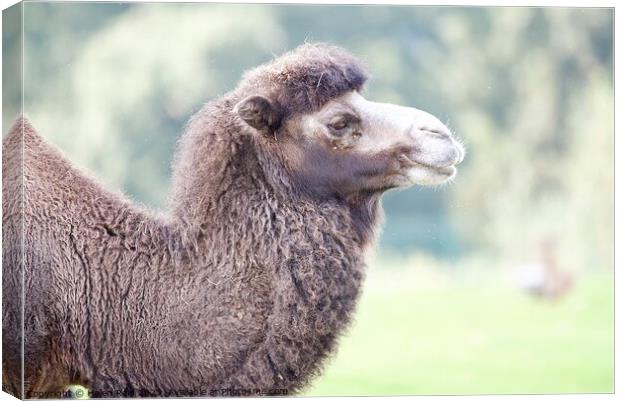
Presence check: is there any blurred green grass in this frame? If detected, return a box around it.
[305,266,613,395]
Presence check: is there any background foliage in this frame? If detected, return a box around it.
[3,3,613,395]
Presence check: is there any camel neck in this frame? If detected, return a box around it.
[168,172,373,393]
[203,191,369,393]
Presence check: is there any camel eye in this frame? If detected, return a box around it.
[328,120,348,131]
[327,114,360,137]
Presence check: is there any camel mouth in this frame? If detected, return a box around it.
[399,155,459,186]
[396,136,465,186]
[401,155,458,174]
[413,161,458,180]
[410,159,457,174]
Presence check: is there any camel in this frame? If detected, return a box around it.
[2,43,464,398]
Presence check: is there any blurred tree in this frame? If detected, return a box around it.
[434,8,613,271]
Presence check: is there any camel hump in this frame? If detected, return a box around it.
[2,115,153,224]
[10,114,35,130]
[4,116,83,175]
[2,115,87,203]
[3,114,44,152]
[6,114,37,136]
[3,115,31,183]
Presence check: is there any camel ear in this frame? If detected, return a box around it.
[234,95,282,136]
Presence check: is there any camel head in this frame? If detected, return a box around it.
[232,43,464,199]
[235,90,464,194]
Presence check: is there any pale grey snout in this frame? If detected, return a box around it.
[347,94,465,170]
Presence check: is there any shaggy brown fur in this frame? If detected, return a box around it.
[3,44,392,398]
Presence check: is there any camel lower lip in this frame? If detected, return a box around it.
[433,165,456,175]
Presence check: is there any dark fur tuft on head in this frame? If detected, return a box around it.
[238,43,370,117]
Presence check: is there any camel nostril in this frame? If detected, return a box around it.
[418,126,452,140]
